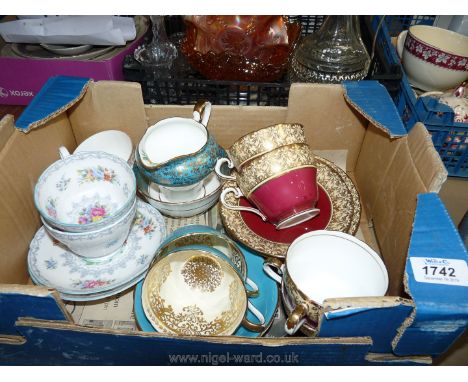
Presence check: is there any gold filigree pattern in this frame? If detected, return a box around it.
[284,269,321,325]
[219,155,362,259]
[152,233,246,278]
[229,124,306,169]
[281,283,317,337]
[236,143,315,196]
[142,252,247,336]
[181,255,223,292]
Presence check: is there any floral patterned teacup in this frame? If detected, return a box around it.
[35,151,136,233]
[42,198,137,260]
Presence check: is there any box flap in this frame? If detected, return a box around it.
[15,76,92,133]
[0,285,72,337]
[342,81,407,138]
[318,297,413,353]
[394,193,468,356]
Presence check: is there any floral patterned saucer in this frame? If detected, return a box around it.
[220,156,361,259]
[28,199,166,301]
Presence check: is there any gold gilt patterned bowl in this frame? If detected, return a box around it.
[228,123,307,170]
[142,249,257,336]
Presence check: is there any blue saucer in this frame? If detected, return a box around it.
[133,242,279,337]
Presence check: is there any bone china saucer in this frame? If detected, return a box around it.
[220,156,361,259]
[28,199,166,300]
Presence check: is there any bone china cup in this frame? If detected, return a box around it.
[34,151,136,233]
[151,224,259,296]
[263,230,389,335]
[135,100,227,187]
[142,249,266,336]
[397,25,468,91]
[41,198,137,260]
[59,130,133,163]
[228,123,307,170]
[216,144,320,230]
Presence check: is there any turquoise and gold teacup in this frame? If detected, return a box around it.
[142,248,265,335]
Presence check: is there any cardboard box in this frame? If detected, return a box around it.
[0,17,148,106]
[0,77,467,365]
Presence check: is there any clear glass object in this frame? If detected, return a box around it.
[134,16,178,77]
[290,16,370,83]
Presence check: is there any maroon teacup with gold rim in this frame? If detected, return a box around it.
[216,143,320,230]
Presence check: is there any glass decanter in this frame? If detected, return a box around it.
[134,16,178,77]
[290,16,370,83]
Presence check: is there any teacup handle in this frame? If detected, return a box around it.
[262,258,284,284]
[285,303,308,336]
[242,300,266,333]
[215,157,236,181]
[396,30,408,59]
[193,100,212,127]
[220,187,268,222]
[59,146,71,159]
[245,277,259,298]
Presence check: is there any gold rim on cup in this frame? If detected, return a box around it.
[236,143,315,197]
[228,123,307,170]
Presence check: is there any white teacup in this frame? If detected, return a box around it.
[264,230,389,335]
[42,198,137,259]
[59,130,133,163]
[397,25,468,91]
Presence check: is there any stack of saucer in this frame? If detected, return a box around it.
[28,143,166,301]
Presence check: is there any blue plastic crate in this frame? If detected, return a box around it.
[372,16,468,178]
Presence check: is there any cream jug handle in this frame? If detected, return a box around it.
[193,100,212,127]
[396,30,408,58]
[59,146,71,159]
[220,187,268,222]
[262,258,284,284]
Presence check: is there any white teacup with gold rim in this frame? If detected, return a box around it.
[263,230,389,335]
[142,248,266,336]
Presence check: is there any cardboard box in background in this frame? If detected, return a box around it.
[0,16,148,105]
[0,78,467,365]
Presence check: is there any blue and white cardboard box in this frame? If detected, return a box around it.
[0,76,466,365]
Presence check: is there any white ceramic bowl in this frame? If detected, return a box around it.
[35,151,136,233]
[42,198,137,259]
[75,130,133,162]
[136,170,223,218]
[397,25,468,91]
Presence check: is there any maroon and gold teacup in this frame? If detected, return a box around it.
[216,144,320,230]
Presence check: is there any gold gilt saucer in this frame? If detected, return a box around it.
[220,156,361,259]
